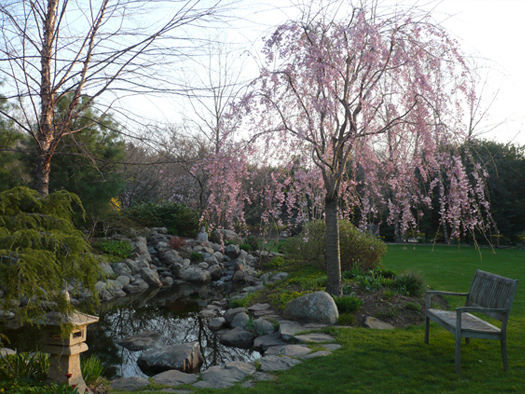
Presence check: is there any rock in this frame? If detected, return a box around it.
[151,370,199,386]
[115,275,131,287]
[123,278,149,294]
[110,288,127,298]
[207,265,222,281]
[140,267,162,287]
[270,272,289,282]
[117,331,161,351]
[124,257,150,274]
[283,291,339,325]
[253,318,275,335]
[111,262,132,277]
[110,377,149,392]
[204,255,219,266]
[95,281,108,292]
[195,361,256,389]
[278,320,328,342]
[231,312,250,329]
[232,270,246,284]
[225,244,241,258]
[152,227,168,234]
[134,236,150,258]
[137,342,203,374]
[248,303,272,314]
[265,344,311,358]
[219,327,255,349]
[294,333,337,343]
[210,229,241,244]
[99,289,114,302]
[158,248,183,266]
[161,276,174,287]
[208,317,227,331]
[198,308,217,320]
[303,351,332,359]
[258,355,301,371]
[213,251,224,262]
[197,262,209,270]
[224,307,246,324]
[253,332,287,352]
[99,262,114,277]
[364,316,395,330]
[179,266,211,284]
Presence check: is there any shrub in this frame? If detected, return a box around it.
[283,220,387,272]
[239,243,251,252]
[123,202,198,237]
[190,252,203,262]
[0,352,49,382]
[337,313,355,326]
[333,294,363,314]
[93,239,133,259]
[246,236,259,251]
[169,236,187,250]
[263,256,286,270]
[393,271,425,297]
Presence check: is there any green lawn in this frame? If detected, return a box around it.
[111,245,525,394]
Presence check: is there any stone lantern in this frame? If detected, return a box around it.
[41,311,99,394]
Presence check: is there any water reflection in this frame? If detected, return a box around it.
[1,283,260,380]
[85,284,260,379]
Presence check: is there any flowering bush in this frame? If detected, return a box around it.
[284,220,387,272]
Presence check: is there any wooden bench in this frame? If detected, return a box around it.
[425,269,518,372]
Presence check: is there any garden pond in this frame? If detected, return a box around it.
[1,282,261,380]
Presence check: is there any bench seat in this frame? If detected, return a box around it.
[424,269,518,372]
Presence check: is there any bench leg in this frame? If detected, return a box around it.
[501,337,509,371]
[425,316,430,344]
[455,335,461,373]
[465,338,470,345]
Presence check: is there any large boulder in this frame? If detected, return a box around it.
[137,342,203,374]
[283,291,339,325]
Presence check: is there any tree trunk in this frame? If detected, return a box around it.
[35,148,52,197]
[325,196,342,296]
[35,0,59,197]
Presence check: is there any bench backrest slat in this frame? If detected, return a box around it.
[466,269,519,322]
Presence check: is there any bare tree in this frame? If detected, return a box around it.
[0,0,233,196]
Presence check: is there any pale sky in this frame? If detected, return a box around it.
[127,0,525,146]
[424,0,525,145]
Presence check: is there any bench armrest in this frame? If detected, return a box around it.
[426,291,468,297]
[425,291,468,310]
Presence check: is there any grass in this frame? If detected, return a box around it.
[108,244,525,394]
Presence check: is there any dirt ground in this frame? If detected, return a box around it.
[350,286,449,328]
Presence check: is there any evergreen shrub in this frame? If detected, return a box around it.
[123,202,198,237]
[283,220,387,272]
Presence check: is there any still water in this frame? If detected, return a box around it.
[1,283,260,379]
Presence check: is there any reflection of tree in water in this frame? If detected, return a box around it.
[86,284,260,379]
